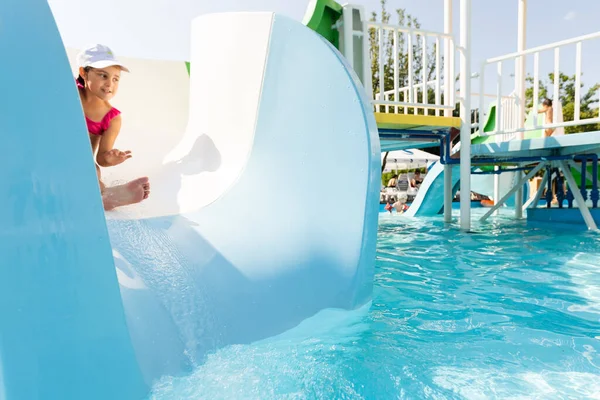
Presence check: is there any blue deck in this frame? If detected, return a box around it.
[471,131,600,160]
[527,207,600,227]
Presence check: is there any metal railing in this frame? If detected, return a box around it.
[336,4,457,117]
[368,22,456,116]
[480,31,600,138]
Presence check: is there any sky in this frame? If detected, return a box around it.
[48,0,600,98]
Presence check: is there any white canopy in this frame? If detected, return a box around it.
[381,149,439,172]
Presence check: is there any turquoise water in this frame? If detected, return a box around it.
[151,209,600,399]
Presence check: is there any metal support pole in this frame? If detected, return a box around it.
[514,0,527,219]
[481,162,546,221]
[459,0,472,230]
[493,166,500,215]
[559,160,598,231]
[592,158,599,208]
[443,0,453,223]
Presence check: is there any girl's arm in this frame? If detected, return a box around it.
[96,115,132,167]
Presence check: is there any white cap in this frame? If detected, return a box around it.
[76,44,130,72]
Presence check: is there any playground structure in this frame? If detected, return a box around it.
[2,0,600,398]
[305,0,600,230]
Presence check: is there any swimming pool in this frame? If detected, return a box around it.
[150,209,600,399]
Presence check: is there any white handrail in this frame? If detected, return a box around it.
[365,22,456,114]
[486,31,600,63]
[481,30,600,139]
[373,100,455,109]
[334,4,456,116]
[488,117,600,137]
[367,22,453,39]
[380,80,443,95]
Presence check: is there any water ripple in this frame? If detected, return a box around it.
[151,210,600,399]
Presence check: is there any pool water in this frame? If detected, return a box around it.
[150,209,600,399]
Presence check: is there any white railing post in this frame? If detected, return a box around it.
[493,66,502,204]
[450,37,456,108]
[443,0,453,224]
[378,27,384,113]
[393,29,399,113]
[553,48,560,124]
[575,41,582,121]
[342,6,354,70]
[360,6,373,101]
[516,0,527,141]
[514,0,526,219]
[407,32,414,105]
[495,62,502,134]
[422,35,428,114]
[459,0,472,231]
[533,52,539,128]
[435,37,441,117]
[479,65,485,128]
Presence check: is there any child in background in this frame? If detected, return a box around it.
[538,98,555,137]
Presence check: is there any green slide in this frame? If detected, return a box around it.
[303,0,343,48]
[472,103,547,145]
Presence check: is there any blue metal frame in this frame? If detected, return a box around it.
[573,154,599,209]
[386,130,600,209]
[543,155,598,210]
[438,128,578,166]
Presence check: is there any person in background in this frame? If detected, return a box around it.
[387,174,398,188]
[538,98,555,137]
[411,170,423,188]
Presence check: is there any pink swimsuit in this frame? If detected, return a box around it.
[85,108,121,136]
[77,81,121,135]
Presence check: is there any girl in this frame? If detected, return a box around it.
[76,44,150,210]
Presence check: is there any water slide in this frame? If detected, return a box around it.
[403,163,461,217]
[404,102,533,216]
[1,2,381,399]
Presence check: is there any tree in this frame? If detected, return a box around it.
[526,72,600,134]
[368,0,440,115]
[369,1,447,177]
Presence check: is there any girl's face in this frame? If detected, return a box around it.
[80,66,121,101]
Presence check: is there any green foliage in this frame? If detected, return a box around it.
[368,0,441,115]
[525,72,600,134]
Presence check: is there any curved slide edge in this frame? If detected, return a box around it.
[101,13,381,384]
[1,5,380,400]
[0,0,146,399]
[404,163,461,217]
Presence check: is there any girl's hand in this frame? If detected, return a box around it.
[103,149,132,166]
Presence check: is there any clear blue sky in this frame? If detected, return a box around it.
[49,0,600,95]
